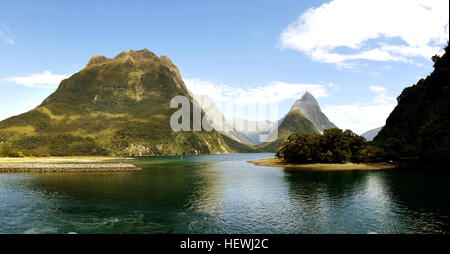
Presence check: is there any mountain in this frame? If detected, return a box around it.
[290,92,336,132]
[253,92,335,152]
[373,43,449,167]
[191,94,278,145]
[226,118,276,145]
[0,49,234,156]
[190,94,251,144]
[197,92,326,152]
[255,109,318,152]
[361,127,383,141]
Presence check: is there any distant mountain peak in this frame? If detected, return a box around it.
[290,92,336,132]
[300,91,315,101]
[361,127,383,141]
[297,91,320,108]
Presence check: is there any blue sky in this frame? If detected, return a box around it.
[0,0,448,134]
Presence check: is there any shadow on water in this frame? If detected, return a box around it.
[283,168,449,233]
[382,169,449,233]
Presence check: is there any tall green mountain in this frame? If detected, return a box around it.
[0,49,233,156]
[373,43,449,166]
[290,92,336,132]
[254,106,319,152]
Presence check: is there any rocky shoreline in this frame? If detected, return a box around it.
[0,163,141,173]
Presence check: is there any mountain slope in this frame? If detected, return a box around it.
[373,43,449,166]
[255,110,318,152]
[290,92,336,132]
[190,94,253,144]
[361,127,382,141]
[0,49,232,156]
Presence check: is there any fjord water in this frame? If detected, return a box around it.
[0,153,448,234]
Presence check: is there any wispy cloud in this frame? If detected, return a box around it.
[327,83,341,91]
[5,71,70,88]
[0,30,14,45]
[280,0,449,67]
[183,77,330,105]
[322,85,397,134]
[0,21,15,45]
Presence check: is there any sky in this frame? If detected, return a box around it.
[0,0,448,134]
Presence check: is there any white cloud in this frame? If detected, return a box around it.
[323,86,397,134]
[280,0,449,66]
[183,77,330,105]
[3,38,14,45]
[327,83,341,91]
[369,72,381,78]
[0,30,14,45]
[369,86,386,93]
[5,71,70,88]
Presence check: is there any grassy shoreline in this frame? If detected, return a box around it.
[248,157,396,171]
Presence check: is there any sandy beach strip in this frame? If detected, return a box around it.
[0,163,141,173]
[248,157,396,171]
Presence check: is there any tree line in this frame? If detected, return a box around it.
[276,128,386,164]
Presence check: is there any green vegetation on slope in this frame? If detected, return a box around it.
[0,49,232,156]
[254,110,318,152]
[373,42,449,167]
[221,134,258,153]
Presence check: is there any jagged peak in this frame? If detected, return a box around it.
[290,92,319,111]
[289,91,336,132]
[299,91,317,102]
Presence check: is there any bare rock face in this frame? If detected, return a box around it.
[126,144,151,156]
[290,92,337,132]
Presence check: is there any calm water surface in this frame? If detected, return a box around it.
[0,153,448,234]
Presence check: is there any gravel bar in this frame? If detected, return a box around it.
[0,163,142,173]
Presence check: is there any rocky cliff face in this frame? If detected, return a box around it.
[290,92,336,133]
[0,49,232,156]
